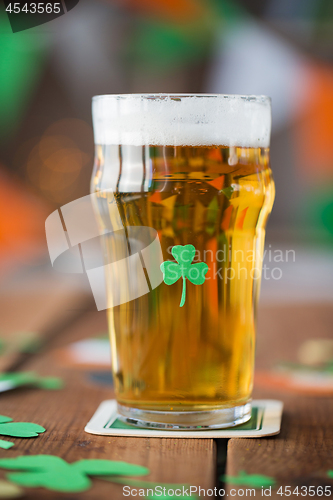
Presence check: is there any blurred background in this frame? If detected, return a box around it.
[0,0,332,303]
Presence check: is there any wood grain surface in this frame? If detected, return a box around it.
[224,303,333,500]
[0,307,217,499]
[1,277,333,499]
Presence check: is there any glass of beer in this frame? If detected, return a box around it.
[91,94,274,429]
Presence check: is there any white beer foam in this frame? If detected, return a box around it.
[92,94,271,148]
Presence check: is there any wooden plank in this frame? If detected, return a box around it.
[225,392,333,499]
[0,310,217,499]
[225,303,333,499]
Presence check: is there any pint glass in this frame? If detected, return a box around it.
[91,94,274,429]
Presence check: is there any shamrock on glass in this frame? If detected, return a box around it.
[160,245,209,307]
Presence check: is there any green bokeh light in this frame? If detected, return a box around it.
[0,8,49,142]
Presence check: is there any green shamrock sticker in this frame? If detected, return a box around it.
[160,245,208,307]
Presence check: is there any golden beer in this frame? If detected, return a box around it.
[91,95,274,428]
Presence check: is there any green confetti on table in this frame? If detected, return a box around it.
[0,415,45,438]
[36,377,63,390]
[0,416,12,424]
[0,456,150,493]
[0,440,14,450]
[160,245,208,307]
[0,372,36,389]
[0,372,63,391]
[0,480,23,498]
[221,470,276,488]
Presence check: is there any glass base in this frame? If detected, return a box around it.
[117,401,252,430]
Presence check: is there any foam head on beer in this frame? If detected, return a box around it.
[92,94,271,148]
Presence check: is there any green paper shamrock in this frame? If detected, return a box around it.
[160,245,208,307]
[0,456,149,493]
[0,440,14,450]
[0,372,63,391]
[221,470,276,488]
[0,415,45,439]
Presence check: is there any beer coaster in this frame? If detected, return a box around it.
[85,399,283,438]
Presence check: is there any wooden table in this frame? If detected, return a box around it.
[1,280,332,499]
